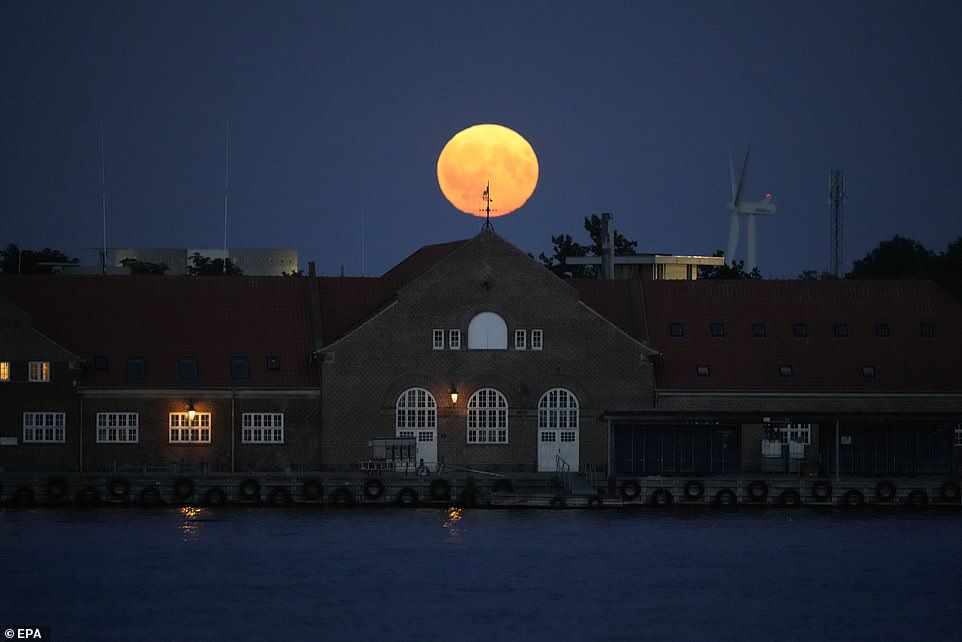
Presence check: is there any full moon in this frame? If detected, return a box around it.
[437,124,539,217]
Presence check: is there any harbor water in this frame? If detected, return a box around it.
[2,507,961,641]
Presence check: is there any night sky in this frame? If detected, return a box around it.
[2,1,960,278]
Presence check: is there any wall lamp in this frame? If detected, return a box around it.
[187,400,196,422]
[450,385,459,406]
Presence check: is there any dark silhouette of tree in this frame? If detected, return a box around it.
[187,253,243,276]
[698,250,762,279]
[0,244,78,274]
[539,214,638,278]
[121,257,169,275]
[847,235,938,280]
[798,270,838,280]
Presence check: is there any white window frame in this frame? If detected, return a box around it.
[433,329,445,350]
[96,413,140,443]
[396,388,437,430]
[23,412,65,442]
[467,388,508,444]
[775,423,812,445]
[514,329,526,350]
[28,361,50,382]
[531,329,543,350]
[242,413,284,443]
[538,388,580,431]
[449,329,461,350]
[169,412,211,443]
[0,361,9,382]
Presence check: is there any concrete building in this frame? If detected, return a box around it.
[115,248,299,276]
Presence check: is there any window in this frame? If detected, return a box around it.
[396,388,437,430]
[242,413,284,443]
[920,323,935,338]
[833,323,848,337]
[779,365,794,377]
[28,361,50,382]
[169,412,211,443]
[433,329,444,350]
[862,366,877,378]
[956,426,962,447]
[230,357,250,379]
[449,330,461,350]
[468,312,508,349]
[696,365,711,377]
[771,423,812,445]
[0,361,9,382]
[710,323,725,337]
[96,413,139,443]
[127,357,147,380]
[515,329,526,350]
[538,389,579,431]
[793,323,808,337]
[669,323,684,337]
[23,412,65,442]
[266,356,281,370]
[875,323,890,338]
[531,329,543,350]
[467,388,508,443]
[93,356,108,370]
[752,324,767,338]
[178,358,199,379]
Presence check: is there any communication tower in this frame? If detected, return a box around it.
[829,170,845,277]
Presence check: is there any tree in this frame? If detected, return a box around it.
[847,235,938,280]
[698,250,762,280]
[539,214,638,278]
[121,257,169,275]
[187,253,243,276]
[0,244,78,274]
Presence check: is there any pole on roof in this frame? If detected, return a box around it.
[223,121,230,275]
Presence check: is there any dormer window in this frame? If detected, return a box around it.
[93,356,108,370]
[834,324,848,337]
[752,324,767,338]
[696,365,711,377]
[920,323,935,338]
[710,324,725,337]
[266,356,281,370]
[669,323,684,337]
[230,357,250,379]
[875,323,890,337]
[127,358,147,380]
[862,366,877,378]
[178,358,199,380]
[793,323,808,337]
[779,365,794,377]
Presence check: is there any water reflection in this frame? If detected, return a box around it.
[179,506,204,541]
[442,506,462,542]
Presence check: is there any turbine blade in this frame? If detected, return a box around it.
[734,146,751,205]
[730,155,736,201]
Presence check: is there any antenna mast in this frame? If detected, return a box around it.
[100,115,107,274]
[223,121,230,275]
[829,170,845,277]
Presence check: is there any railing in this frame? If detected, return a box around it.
[555,454,571,492]
[582,460,599,491]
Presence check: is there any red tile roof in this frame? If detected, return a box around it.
[382,239,470,282]
[316,277,402,345]
[639,279,962,391]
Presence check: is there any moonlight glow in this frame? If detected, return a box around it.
[437,124,539,217]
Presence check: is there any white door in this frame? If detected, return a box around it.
[398,429,437,471]
[538,429,579,472]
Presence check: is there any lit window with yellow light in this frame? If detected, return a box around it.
[28,361,50,382]
[0,361,9,381]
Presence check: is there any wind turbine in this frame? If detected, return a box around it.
[726,147,776,272]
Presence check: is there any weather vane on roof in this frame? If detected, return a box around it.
[480,181,496,230]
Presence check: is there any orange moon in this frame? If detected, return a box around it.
[437,124,539,217]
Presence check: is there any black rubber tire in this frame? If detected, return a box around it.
[139,486,163,507]
[906,489,928,508]
[491,479,514,494]
[549,495,566,509]
[779,488,801,508]
[204,487,228,507]
[811,481,832,502]
[875,480,897,503]
[683,480,705,501]
[75,486,101,507]
[397,487,419,507]
[109,478,130,500]
[239,478,261,500]
[268,487,292,507]
[620,479,641,499]
[587,495,603,509]
[842,489,865,509]
[331,486,354,508]
[429,479,451,500]
[939,481,960,501]
[173,478,194,501]
[747,480,769,502]
[46,477,68,501]
[714,488,737,508]
[363,478,385,500]
[302,479,323,501]
[650,488,673,507]
[12,486,35,507]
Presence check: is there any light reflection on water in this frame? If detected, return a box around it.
[1,507,961,641]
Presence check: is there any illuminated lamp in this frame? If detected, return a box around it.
[450,386,459,406]
[187,400,196,422]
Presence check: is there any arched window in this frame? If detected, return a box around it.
[396,388,437,431]
[467,312,508,349]
[538,388,579,430]
[467,388,508,443]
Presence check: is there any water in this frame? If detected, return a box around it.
[1,507,961,641]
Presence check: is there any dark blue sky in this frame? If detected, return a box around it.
[2,1,960,277]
